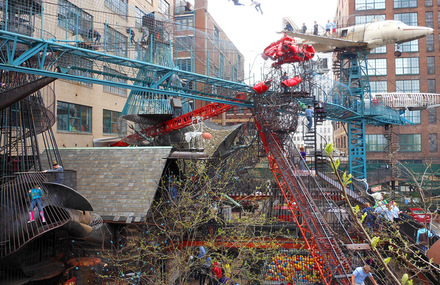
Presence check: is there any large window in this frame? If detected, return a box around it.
[355,0,385,10]
[427,34,434,51]
[57,101,92,133]
[58,0,93,35]
[371,46,386,54]
[135,7,147,28]
[366,134,388,152]
[396,80,420,93]
[426,12,434,28]
[220,53,225,78]
[401,110,421,124]
[370,81,388,93]
[105,0,127,18]
[103,66,127,96]
[426,0,433,6]
[64,55,93,87]
[103,109,121,134]
[176,58,191,72]
[367,58,387,76]
[105,25,127,57]
[159,0,170,18]
[175,36,193,51]
[394,0,417,8]
[394,13,418,26]
[396,40,418,52]
[398,134,421,151]
[428,79,436,93]
[430,134,438,152]
[176,16,194,30]
[395,57,419,75]
[355,15,385,25]
[427,57,435,74]
[429,108,437,124]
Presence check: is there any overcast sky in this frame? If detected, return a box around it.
[203,0,338,82]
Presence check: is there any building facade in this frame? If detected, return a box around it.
[333,0,440,188]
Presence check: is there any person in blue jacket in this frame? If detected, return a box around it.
[28,185,46,223]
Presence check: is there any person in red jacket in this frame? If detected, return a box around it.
[212,262,222,283]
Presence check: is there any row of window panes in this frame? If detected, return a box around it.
[370,79,436,93]
[57,101,122,135]
[103,66,128,96]
[368,58,420,76]
[356,0,440,10]
[364,134,439,152]
[104,0,128,18]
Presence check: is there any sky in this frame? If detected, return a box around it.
[202,0,338,82]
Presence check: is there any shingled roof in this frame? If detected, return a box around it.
[57,147,172,223]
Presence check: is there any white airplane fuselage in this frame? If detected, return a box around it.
[339,20,433,50]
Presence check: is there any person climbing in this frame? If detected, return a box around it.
[285,22,294,31]
[305,105,314,132]
[299,147,307,170]
[89,29,101,45]
[140,27,149,46]
[126,28,136,44]
[362,203,375,232]
[231,0,244,6]
[184,1,193,12]
[351,265,378,285]
[417,224,433,251]
[28,184,46,223]
[251,0,263,14]
[301,23,307,33]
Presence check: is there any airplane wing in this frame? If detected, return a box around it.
[284,31,369,53]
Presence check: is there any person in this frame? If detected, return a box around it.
[351,265,378,285]
[313,21,319,35]
[126,28,136,44]
[301,23,307,33]
[184,1,193,12]
[416,224,433,251]
[299,147,307,170]
[232,0,244,6]
[44,160,64,183]
[362,203,375,232]
[280,72,289,93]
[89,29,101,45]
[384,203,394,223]
[251,0,263,14]
[285,22,294,31]
[212,262,222,284]
[324,20,332,37]
[391,201,401,223]
[332,20,337,37]
[305,105,314,132]
[140,27,149,46]
[315,100,324,113]
[28,185,46,223]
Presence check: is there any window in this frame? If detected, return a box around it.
[105,25,127,58]
[366,134,388,152]
[371,46,386,54]
[57,101,92,133]
[103,66,127,96]
[355,15,385,25]
[64,55,93,87]
[396,40,418,52]
[104,0,127,18]
[175,36,193,51]
[176,58,191,72]
[103,109,121,134]
[367,58,387,76]
[401,110,421,124]
[176,16,194,30]
[427,57,435,74]
[427,34,434,51]
[355,0,385,10]
[429,134,438,152]
[398,134,421,151]
[395,57,419,75]
[429,108,437,124]
[394,0,417,8]
[426,0,433,6]
[426,12,434,28]
[370,81,388,93]
[214,26,220,47]
[135,7,147,28]
[394,13,418,26]
[58,0,93,35]
[159,0,170,18]
[428,79,436,93]
[220,53,224,78]
[396,80,420,93]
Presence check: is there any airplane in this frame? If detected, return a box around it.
[282,17,434,53]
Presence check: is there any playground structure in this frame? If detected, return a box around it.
[0,0,439,284]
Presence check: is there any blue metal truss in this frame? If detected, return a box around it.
[0,30,253,108]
